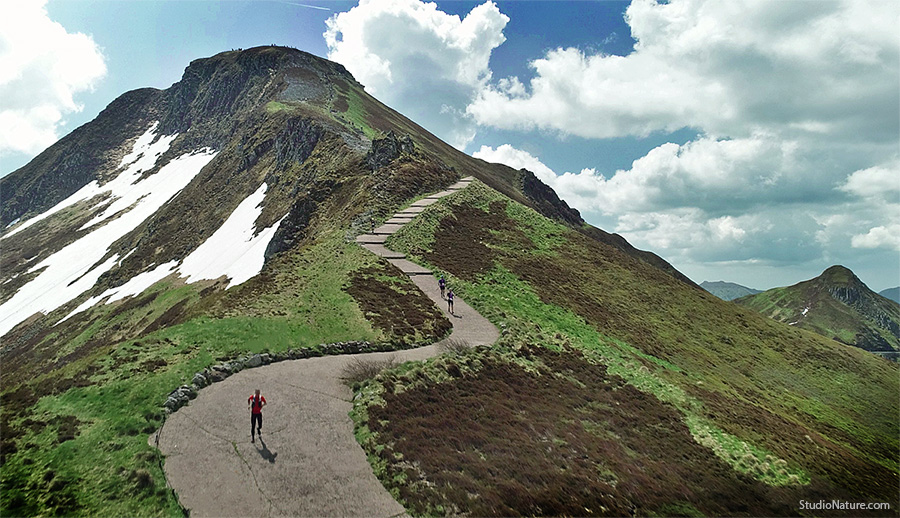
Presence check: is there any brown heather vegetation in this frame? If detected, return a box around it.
[369,345,889,517]
[369,182,899,516]
[345,264,452,344]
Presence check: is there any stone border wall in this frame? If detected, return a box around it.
[162,339,431,412]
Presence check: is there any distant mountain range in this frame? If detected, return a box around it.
[734,265,900,353]
[700,281,762,301]
[880,287,900,304]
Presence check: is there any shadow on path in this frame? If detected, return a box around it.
[256,438,277,464]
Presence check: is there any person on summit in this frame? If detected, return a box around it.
[248,389,267,443]
[447,288,454,315]
[438,275,446,298]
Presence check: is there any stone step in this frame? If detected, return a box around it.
[448,179,473,189]
[355,234,388,244]
[361,244,406,259]
[385,217,415,225]
[373,223,405,235]
[396,206,426,214]
[409,198,439,207]
[427,189,457,199]
[387,258,432,275]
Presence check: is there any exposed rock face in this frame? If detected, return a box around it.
[366,131,415,170]
[264,179,334,260]
[519,169,582,227]
[275,118,325,168]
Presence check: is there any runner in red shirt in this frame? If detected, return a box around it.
[248,389,267,443]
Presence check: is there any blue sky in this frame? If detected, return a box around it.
[1,0,898,292]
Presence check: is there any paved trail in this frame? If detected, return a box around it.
[156,177,498,517]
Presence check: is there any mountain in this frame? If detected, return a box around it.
[700,280,762,300]
[735,265,900,353]
[1,47,897,516]
[880,287,900,304]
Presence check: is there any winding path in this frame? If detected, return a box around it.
[155,177,498,517]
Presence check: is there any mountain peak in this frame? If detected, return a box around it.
[735,264,900,352]
[819,264,859,286]
[183,45,355,83]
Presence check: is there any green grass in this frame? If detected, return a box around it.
[264,101,296,114]
[0,229,446,516]
[368,179,899,511]
[333,83,379,140]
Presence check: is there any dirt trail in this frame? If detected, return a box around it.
[155,177,498,517]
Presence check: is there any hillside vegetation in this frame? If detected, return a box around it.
[735,266,900,353]
[2,46,896,517]
[349,181,899,516]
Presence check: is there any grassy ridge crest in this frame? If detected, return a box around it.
[364,180,898,515]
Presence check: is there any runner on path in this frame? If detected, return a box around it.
[447,288,454,314]
[248,389,267,443]
[438,275,446,298]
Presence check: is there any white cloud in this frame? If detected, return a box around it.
[474,139,897,271]
[839,161,900,200]
[0,0,106,157]
[480,135,819,216]
[468,0,899,145]
[851,225,900,251]
[472,144,555,183]
[324,0,507,149]
[464,0,898,286]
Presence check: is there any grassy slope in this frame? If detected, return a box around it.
[349,181,899,516]
[0,225,451,516]
[739,286,859,344]
[736,282,900,351]
[1,66,466,516]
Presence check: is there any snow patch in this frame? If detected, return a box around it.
[802,306,810,316]
[81,125,180,230]
[5,218,20,229]
[2,123,173,240]
[57,183,286,324]
[180,183,285,288]
[0,125,217,336]
[3,180,104,239]
[59,261,178,323]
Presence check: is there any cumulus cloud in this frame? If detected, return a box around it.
[467,0,899,145]
[472,144,555,183]
[324,0,507,149]
[467,0,898,285]
[480,135,827,216]
[839,161,900,200]
[851,225,900,251]
[840,160,900,252]
[476,139,898,270]
[0,0,106,157]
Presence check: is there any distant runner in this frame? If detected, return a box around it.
[447,288,454,315]
[248,389,267,443]
[438,275,446,298]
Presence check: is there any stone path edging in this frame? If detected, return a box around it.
[154,176,498,517]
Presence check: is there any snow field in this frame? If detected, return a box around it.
[179,183,285,288]
[2,121,288,336]
[0,123,218,336]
